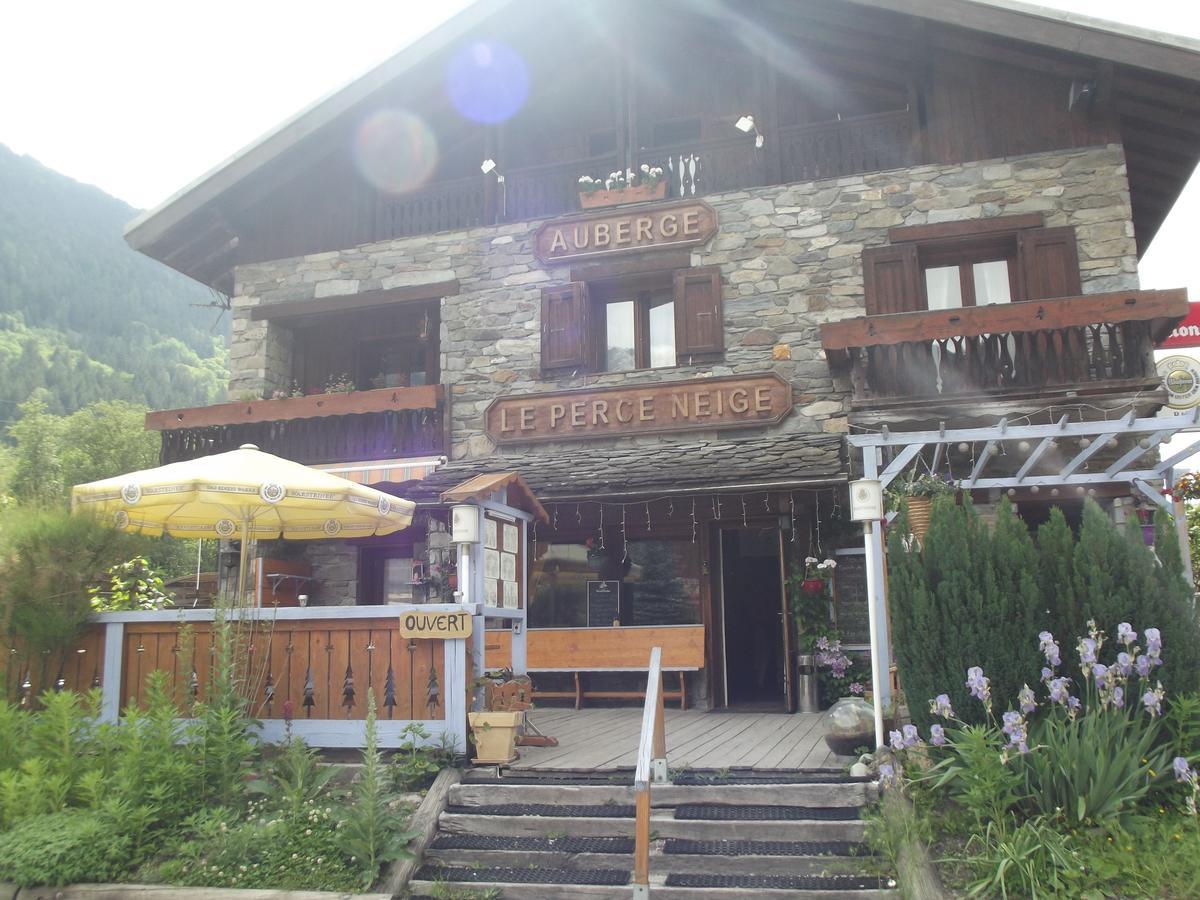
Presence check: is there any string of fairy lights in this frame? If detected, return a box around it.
[530,485,841,563]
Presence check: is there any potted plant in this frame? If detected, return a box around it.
[885,472,958,542]
[799,555,836,596]
[577,164,666,209]
[468,669,524,764]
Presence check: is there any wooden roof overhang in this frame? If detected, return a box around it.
[439,472,549,522]
[126,0,1200,289]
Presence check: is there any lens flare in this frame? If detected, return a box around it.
[446,40,529,124]
[353,109,439,194]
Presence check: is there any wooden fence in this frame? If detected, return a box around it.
[2,605,470,750]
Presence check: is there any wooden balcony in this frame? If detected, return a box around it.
[146,385,446,465]
[820,289,1188,407]
[359,112,914,239]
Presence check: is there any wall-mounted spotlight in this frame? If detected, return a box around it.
[480,158,506,217]
[734,115,764,149]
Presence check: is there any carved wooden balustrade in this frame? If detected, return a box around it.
[377,174,486,238]
[778,109,914,184]
[506,153,621,221]
[348,110,916,241]
[147,385,446,466]
[820,290,1188,406]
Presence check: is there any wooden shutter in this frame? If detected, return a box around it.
[1018,226,1081,300]
[540,282,590,372]
[674,266,724,357]
[862,244,922,315]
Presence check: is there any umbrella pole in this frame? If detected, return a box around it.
[238,515,251,607]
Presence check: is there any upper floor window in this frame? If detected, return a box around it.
[862,215,1081,316]
[540,266,723,375]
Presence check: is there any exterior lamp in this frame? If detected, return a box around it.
[480,158,506,217]
[849,479,884,522]
[450,504,481,609]
[734,115,765,149]
[849,478,887,752]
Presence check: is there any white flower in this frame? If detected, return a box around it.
[805,556,818,564]
[640,163,649,172]
[823,559,837,569]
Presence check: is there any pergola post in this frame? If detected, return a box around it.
[861,451,893,717]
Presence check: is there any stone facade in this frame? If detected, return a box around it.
[230,143,1137,465]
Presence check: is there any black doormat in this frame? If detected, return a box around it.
[664,837,870,857]
[665,872,888,890]
[415,864,631,886]
[674,803,860,820]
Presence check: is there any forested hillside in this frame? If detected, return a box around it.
[0,144,227,418]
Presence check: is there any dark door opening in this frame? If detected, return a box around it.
[720,529,788,709]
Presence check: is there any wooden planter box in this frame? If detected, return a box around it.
[578,180,667,209]
[146,384,443,430]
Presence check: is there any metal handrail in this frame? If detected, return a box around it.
[633,646,667,899]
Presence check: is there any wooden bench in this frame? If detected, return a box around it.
[485,624,705,710]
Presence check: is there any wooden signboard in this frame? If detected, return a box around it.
[398,609,473,640]
[533,200,718,265]
[485,373,793,444]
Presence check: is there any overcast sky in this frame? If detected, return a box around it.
[0,0,1196,297]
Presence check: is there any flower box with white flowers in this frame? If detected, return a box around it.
[577,165,667,209]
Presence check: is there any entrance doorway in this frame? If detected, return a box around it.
[719,528,792,710]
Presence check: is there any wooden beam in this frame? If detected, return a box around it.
[888,213,1044,244]
[929,25,1094,80]
[250,280,460,321]
[146,384,444,431]
[843,0,1200,82]
[820,288,1189,351]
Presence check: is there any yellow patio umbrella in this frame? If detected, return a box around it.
[71,443,416,603]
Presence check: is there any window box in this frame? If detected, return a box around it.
[579,180,667,209]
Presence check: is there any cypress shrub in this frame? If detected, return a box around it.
[890,497,1200,728]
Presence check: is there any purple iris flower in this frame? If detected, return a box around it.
[966,667,991,707]
[1039,631,1061,668]
[902,724,920,748]
[928,693,954,719]
[1078,637,1098,672]
[1112,686,1124,709]
[1115,652,1133,677]
[1018,683,1037,715]
[1001,711,1029,754]
[1048,677,1070,705]
[1145,628,1163,661]
[1174,757,1194,783]
[889,730,904,752]
[1116,623,1137,647]
[1092,663,1110,690]
[1143,685,1164,718]
[930,724,946,747]
[1136,654,1153,679]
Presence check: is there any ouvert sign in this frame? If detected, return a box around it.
[484,373,793,444]
[398,610,473,640]
[532,200,718,264]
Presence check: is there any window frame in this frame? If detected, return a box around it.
[919,233,1021,310]
[593,282,677,373]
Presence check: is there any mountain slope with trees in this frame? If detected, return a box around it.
[0,144,227,417]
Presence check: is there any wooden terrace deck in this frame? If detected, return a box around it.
[508,708,844,771]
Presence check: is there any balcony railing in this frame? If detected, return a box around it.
[147,385,446,465]
[820,290,1188,406]
[361,111,915,240]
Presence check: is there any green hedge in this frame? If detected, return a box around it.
[891,497,1200,729]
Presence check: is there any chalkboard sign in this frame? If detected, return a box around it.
[832,552,871,646]
[587,580,621,627]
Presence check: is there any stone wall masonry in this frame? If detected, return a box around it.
[229,144,1138,460]
[305,541,358,606]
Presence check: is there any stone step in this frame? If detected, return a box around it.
[424,846,874,877]
[437,810,867,842]
[449,780,875,809]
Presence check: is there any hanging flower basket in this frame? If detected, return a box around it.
[801,578,827,596]
[906,496,933,542]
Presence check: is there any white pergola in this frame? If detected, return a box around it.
[847,409,1200,741]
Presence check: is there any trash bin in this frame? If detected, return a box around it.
[797,653,820,713]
